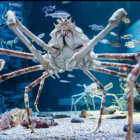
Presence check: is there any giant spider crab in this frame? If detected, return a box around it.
[71,82,123,112]
[0,8,140,140]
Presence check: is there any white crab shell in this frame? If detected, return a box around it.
[46,18,91,70]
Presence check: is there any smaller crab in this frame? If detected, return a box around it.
[71,82,122,111]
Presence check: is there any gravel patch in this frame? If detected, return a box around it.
[0,111,140,140]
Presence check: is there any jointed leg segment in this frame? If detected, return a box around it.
[126,59,140,140]
[6,11,55,75]
[71,92,86,111]
[34,78,45,113]
[0,65,43,82]
[0,48,35,59]
[24,72,49,132]
[83,96,91,111]
[83,70,106,132]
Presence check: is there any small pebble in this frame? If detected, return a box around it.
[71,118,84,123]
[37,112,53,117]
[105,114,127,119]
[53,114,70,119]
[123,123,140,133]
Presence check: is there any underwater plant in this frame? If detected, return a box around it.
[0,8,139,140]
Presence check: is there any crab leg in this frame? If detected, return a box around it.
[16,18,54,53]
[99,62,135,70]
[71,96,74,111]
[71,92,85,110]
[34,77,46,113]
[126,59,140,140]
[96,53,140,61]
[6,11,54,53]
[72,93,86,111]
[83,96,91,111]
[66,8,127,69]
[6,11,54,74]
[0,48,35,59]
[83,8,126,52]
[90,95,95,110]
[92,68,126,110]
[91,83,112,96]
[83,70,106,132]
[91,65,140,139]
[24,72,49,133]
[91,94,102,99]
[0,65,43,83]
[104,82,113,91]
[94,66,140,95]
[95,68,127,78]
[106,93,123,111]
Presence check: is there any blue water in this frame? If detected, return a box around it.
[0,1,140,112]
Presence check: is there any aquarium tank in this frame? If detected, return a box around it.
[0,1,140,140]
[0,1,140,113]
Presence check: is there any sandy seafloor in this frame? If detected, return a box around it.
[0,111,140,140]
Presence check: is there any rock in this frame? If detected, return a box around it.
[53,114,70,119]
[71,118,84,123]
[103,105,118,115]
[20,116,58,128]
[88,117,96,119]
[79,110,89,118]
[105,114,127,119]
[123,123,140,133]
[37,112,53,117]
[0,111,13,130]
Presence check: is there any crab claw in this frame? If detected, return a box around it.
[66,52,82,70]
[49,71,56,79]
[43,62,56,79]
[67,61,77,71]
[54,72,60,79]
[66,58,76,71]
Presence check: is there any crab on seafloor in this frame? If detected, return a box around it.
[0,8,140,140]
[71,82,123,112]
